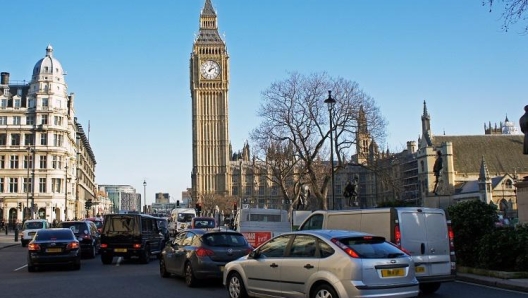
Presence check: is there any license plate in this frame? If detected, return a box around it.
[415,265,426,273]
[46,248,62,253]
[381,268,405,277]
[114,248,127,253]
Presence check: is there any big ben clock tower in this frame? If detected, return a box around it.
[190,0,230,204]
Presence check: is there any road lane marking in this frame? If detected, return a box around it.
[14,264,27,271]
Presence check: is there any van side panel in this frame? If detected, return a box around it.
[359,212,391,240]
[325,213,361,230]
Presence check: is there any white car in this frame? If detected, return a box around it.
[21,219,50,247]
[223,230,419,298]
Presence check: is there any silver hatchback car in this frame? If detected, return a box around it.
[223,230,419,298]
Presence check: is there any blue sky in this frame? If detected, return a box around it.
[1,1,525,205]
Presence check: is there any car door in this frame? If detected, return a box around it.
[174,231,196,275]
[280,234,320,296]
[165,232,186,273]
[243,234,290,297]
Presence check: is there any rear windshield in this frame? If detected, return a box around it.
[194,219,215,228]
[338,236,406,259]
[203,233,248,247]
[23,221,45,230]
[35,230,74,241]
[102,215,139,234]
[58,222,88,234]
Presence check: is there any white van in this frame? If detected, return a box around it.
[20,219,50,247]
[298,207,455,294]
[168,208,196,236]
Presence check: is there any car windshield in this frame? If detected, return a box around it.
[35,230,74,241]
[102,216,139,234]
[23,221,44,229]
[177,213,195,223]
[203,233,248,247]
[337,236,406,259]
[194,219,215,228]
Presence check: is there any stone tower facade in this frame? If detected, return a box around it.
[190,0,231,204]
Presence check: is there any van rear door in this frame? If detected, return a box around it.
[398,209,451,278]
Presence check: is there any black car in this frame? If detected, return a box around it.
[27,228,81,272]
[58,221,100,258]
[159,228,253,287]
[100,213,164,264]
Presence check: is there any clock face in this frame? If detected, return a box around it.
[200,60,220,79]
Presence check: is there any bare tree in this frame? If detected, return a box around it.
[250,72,387,210]
[484,0,528,32]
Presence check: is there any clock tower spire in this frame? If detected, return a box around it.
[190,0,230,205]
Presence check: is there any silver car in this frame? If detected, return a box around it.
[223,230,419,298]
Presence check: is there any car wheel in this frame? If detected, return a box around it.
[139,244,150,264]
[27,265,36,272]
[419,282,441,294]
[184,262,197,287]
[160,258,170,278]
[88,244,96,259]
[101,254,113,265]
[227,272,248,298]
[312,283,338,298]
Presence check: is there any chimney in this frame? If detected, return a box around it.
[0,72,9,85]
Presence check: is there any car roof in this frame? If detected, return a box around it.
[183,227,240,235]
[284,229,376,239]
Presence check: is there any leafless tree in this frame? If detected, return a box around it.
[250,72,387,210]
[484,0,528,32]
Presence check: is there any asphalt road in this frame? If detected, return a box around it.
[0,244,527,298]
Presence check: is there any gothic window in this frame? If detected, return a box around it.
[505,180,513,189]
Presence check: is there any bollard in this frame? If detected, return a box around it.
[14,228,18,242]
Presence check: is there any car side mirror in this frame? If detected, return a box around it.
[249,250,261,259]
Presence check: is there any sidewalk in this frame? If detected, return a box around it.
[0,231,20,249]
[1,232,528,293]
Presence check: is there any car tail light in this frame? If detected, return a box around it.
[100,243,108,248]
[447,220,456,271]
[28,243,40,251]
[66,241,80,250]
[133,243,142,249]
[196,247,215,257]
[394,224,401,247]
[331,238,359,258]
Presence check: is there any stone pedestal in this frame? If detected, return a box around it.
[516,177,528,224]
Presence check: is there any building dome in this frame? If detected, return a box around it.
[32,45,65,81]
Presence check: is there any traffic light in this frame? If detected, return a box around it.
[18,202,22,210]
[85,199,93,210]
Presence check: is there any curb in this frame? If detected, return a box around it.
[456,274,528,293]
[0,243,18,250]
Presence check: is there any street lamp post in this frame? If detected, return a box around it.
[143,180,147,214]
[324,90,336,210]
[26,146,31,220]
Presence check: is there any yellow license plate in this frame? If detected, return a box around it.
[416,266,426,273]
[46,248,62,253]
[114,248,127,253]
[381,268,405,277]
